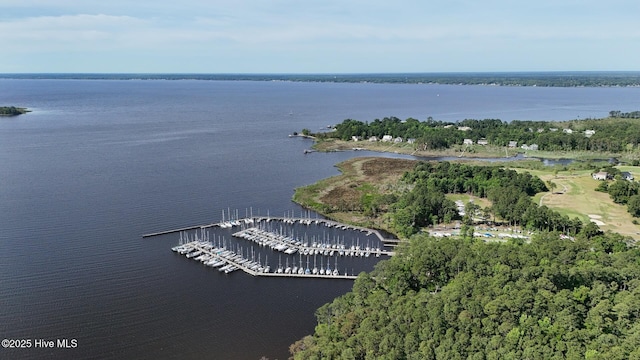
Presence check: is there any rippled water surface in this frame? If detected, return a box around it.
[1,79,638,359]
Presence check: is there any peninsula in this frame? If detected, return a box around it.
[306,111,640,162]
[289,114,640,359]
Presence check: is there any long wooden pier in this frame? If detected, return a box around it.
[142,224,210,238]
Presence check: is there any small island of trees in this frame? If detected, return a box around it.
[0,106,29,116]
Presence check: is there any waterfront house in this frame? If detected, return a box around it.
[351,136,362,142]
[381,135,393,142]
[393,137,403,143]
[592,172,610,181]
[508,141,518,148]
[407,138,416,144]
[622,172,634,181]
[368,136,378,142]
[463,138,474,145]
[477,139,489,145]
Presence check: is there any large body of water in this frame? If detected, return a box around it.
[1,79,639,359]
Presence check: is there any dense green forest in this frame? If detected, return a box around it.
[291,230,640,359]
[0,106,28,116]
[3,72,640,87]
[318,114,640,153]
[385,161,584,238]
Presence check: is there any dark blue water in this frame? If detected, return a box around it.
[1,79,639,359]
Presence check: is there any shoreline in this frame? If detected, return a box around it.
[310,138,624,162]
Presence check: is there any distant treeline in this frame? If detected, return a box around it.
[320,114,640,152]
[610,110,640,119]
[2,72,640,87]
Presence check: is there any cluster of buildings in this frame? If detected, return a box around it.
[592,171,634,181]
[349,126,595,150]
[352,135,416,144]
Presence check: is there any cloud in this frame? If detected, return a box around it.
[1,1,639,72]
[0,14,149,50]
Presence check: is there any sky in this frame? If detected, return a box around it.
[1,0,639,73]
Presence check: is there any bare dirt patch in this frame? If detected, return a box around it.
[360,158,416,180]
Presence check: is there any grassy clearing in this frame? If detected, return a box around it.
[446,194,492,209]
[617,166,640,179]
[520,167,639,239]
[313,139,521,158]
[313,138,640,162]
[294,154,640,240]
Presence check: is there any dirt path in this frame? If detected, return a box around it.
[540,181,568,206]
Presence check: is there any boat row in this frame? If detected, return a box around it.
[232,227,386,257]
[171,240,356,278]
[172,241,270,274]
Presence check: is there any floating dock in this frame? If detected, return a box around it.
[232,227,395,257]
[173,240,358,280]
[143,215,399,246]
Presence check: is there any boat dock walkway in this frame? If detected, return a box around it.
[143,216,399,247]
[173,241,358,280]
[232,227,395,257]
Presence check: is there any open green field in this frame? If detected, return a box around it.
[523,166,640,239]
[294,152,640,240]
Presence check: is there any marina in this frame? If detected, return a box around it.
[143,212,398,246]
[172,238,359,280]
[157,212,396,280]
[232,226,395,257]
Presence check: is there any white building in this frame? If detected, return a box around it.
[592,172,610,181]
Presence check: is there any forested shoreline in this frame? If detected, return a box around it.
[290,114,640,358]
[2,72,640,87]
[291,231,640,359]
[315,113,640,153]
